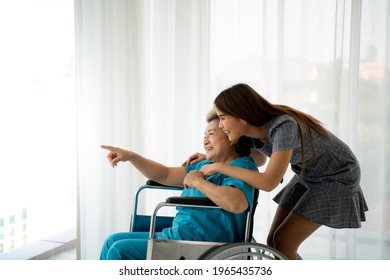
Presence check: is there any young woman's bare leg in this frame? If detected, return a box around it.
[266,206,290,248]
[271,208,321,260]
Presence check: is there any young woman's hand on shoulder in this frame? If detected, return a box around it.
[181,152,206,166]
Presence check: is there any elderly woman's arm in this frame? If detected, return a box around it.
[183,170,248,214]
[101,145,187,187]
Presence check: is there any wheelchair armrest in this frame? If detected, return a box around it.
[146,180,184,189]
[165,196,217,207]
[145,181,216,206]
[146,179,161,186]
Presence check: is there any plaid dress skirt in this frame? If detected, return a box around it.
[254,114,369,229]
[273,175,368,228]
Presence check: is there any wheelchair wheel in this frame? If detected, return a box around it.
[198,242,288,260]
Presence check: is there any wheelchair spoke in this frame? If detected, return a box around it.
[198,242,288,260]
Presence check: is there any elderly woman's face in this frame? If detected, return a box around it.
[203,119,234,162]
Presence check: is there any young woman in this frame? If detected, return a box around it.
[186,83,368,260]
[99,115,258,260]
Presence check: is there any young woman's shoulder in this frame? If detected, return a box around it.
[271,114,295,123]
[267,114,298,132]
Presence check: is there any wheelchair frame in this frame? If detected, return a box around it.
[130,180,287,260]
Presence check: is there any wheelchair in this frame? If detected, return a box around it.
[130,180,287,260]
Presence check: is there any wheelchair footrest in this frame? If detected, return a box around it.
[147,239,225,260]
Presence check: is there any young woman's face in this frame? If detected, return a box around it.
[215,108,246,144]
[203,119,234,162]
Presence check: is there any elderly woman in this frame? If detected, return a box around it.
[99,113,258,260]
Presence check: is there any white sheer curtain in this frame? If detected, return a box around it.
[75,0,211,259]
[75,0,146,259]
[75,0,389,259]
[209,0,389,259]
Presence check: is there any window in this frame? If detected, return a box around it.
[0,0,76,254]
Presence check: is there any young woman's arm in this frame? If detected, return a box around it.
[183,170,248,213]
[101,145,187,186]
[182,149,266,167]
[199,149,293,192]
[250,148,267,167]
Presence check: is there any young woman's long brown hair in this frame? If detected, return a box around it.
[214,83,330,175]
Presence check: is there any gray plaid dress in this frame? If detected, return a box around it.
[252,115,368,228]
